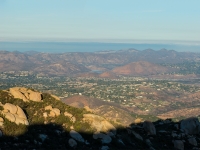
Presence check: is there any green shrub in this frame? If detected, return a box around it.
[2,118,27,136]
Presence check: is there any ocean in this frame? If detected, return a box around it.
[0,42,200,53]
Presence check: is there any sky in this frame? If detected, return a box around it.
[0,0,200,46]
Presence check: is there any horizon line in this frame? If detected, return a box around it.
[0,39,200,46]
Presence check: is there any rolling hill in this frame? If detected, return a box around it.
[0,49,200,77]
[111,61,174,76]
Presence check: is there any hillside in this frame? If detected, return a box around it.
[62,95,133,126]
[111,61,173,76]
[0,87,200,149]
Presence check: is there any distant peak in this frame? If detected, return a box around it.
[159,48,168,51]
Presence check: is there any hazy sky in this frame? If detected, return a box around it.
[1,0,200,44]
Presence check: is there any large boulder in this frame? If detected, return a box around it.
[64,112,73,118]
[1,103,29,125]
[93,132,112,144]
[14,114,27,125]
[9,87,42,102]
[68,138,77,148]
[143,121,156,135]
[180,117,200,134]
[132,131,143,141]
[70,130,84,143]
[101,134,112,144]
[64,112,76,123]
[173,140,184,150]
[49,111,56,117]
[39,134,48,142]
[9,88,29,102]
[16,106,27,119]
[29,91,42,102]
[188,137,197,146]
[51,108,60,116]
[44,105,60,117]
[3,112,15,122]
[0,117,4,126]
[45,105,52,110]
[83,114,116,134]
[3,103,17,114]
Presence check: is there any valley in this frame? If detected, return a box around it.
[1,49,200,123]
[1,49,200,149]
[1,72,200,123]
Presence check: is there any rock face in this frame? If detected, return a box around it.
[83,114,116,133]
[9,87,42,102]
[1,103,29,125]
[180,117,200,134]
[143,121,156,135]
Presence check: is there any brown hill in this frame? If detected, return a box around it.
[76,71,118,79]
[111,61,172,76]
[62,95,126,109]
[157,107,200,120]
[75,72,99,78]
[99,71,118,79]
[62,95,134,126]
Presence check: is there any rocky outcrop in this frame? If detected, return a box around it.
[180,117,200,134]
[44,105,61,117]
[83,114,116,133]
[1,87,200,150]
[64,112,76,123]
[9,87,42,102]
[1,103,29,125]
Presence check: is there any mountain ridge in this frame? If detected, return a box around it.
[1,49,200,76]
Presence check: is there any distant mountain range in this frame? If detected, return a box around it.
[0,49,200,77]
